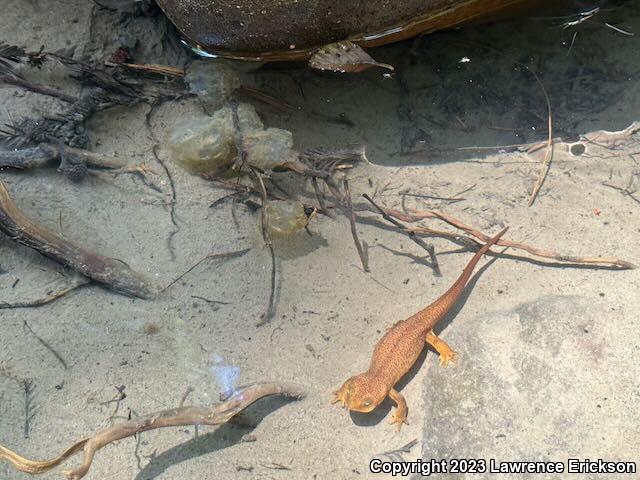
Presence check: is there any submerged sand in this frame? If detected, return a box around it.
[1,1,639,479]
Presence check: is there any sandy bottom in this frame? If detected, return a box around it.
[1,1,639,479]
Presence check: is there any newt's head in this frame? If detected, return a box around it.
[333,373,387,413]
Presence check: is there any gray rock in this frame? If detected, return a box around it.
[418,296,634,479]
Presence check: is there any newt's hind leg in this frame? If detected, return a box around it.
[388,388,408,431]
[426,330,457,367]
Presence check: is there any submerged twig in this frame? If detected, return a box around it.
[0,180,155,298]
[107,62,185,78]
[252,168,278,327]
[0,382,304,479]
[358,202,634,269]
[23,320,68,370]
[343,178,369,272]
[160,248,250,293]
[362,194,440,275]
[602,182,640,205]
[0,274,90,309]
[311,177,332,217]
[146,103,179,260]
[527,68,553,206]
[228,100,278,325]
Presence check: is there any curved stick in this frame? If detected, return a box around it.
[356,201,635,270]
[0,382,304,479]
[0,179,155,298]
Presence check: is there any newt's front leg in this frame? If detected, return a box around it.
[388,388,408,431]
[426,330,457,366]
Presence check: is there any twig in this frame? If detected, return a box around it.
[604,23,634,36]
[251,168,278,326]
[230,99,249,172]
[205,177,287,202]
[311,177,332,217]
[145,103,179,260]
[602,182,640,205]
[228,100,278,325]
[237,85,295,112]
[0,74,77,103]
[359,203,634,269]
[362,194,440,275]
[0,275,90,309]
[0,382,304,479]
[103,386,127,424]
[107,62,185,77]
[178,387,194,408]
[23,321,68,370]
[190,296,230,306]
[160,248,250,293]
[39,144,128,169]
[527,68,553,206]
[0,180,155,297]
[261,462,291,470]
[343,178,369,272]
[400,190,466,204]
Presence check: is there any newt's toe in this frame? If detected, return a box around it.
[332,390,346,408]
[438,350,458,367]
[389,413,409,431]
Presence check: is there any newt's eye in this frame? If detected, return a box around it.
[362,400,372,407]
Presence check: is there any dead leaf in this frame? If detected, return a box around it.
[309,41,394,73]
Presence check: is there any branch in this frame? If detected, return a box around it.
[355,201,635,270]
[0,179,155,298]
[362,194,440,275]
[0,382,304,479]
[343,178,369,272]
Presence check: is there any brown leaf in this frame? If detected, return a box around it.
[309,41,394,73]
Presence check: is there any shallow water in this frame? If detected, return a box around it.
[241,0,639,165]
[0,1,639,479]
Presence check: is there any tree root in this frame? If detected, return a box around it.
[0,382,304,479]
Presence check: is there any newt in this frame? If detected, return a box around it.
[333,226,508,429]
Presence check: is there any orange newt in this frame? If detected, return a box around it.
[333,227,508,429]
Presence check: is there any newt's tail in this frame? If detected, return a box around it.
[415,226,509,327]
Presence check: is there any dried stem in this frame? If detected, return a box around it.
[356,201,634,269]
[23,320,69,370]
[362,194,440,275]
[0,382,304,479]
[251,168,278,326]
[527,67,553,206]
[160,248,251,293]
[107,62,185,78]
[602,182,640,205]
[343,178,369,272]
[0,277,89,309]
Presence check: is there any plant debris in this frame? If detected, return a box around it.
[0,382,304,479]
[0,180,155,298]
[309,41,394,73]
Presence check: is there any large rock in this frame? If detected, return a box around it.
[418,296,637,479]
